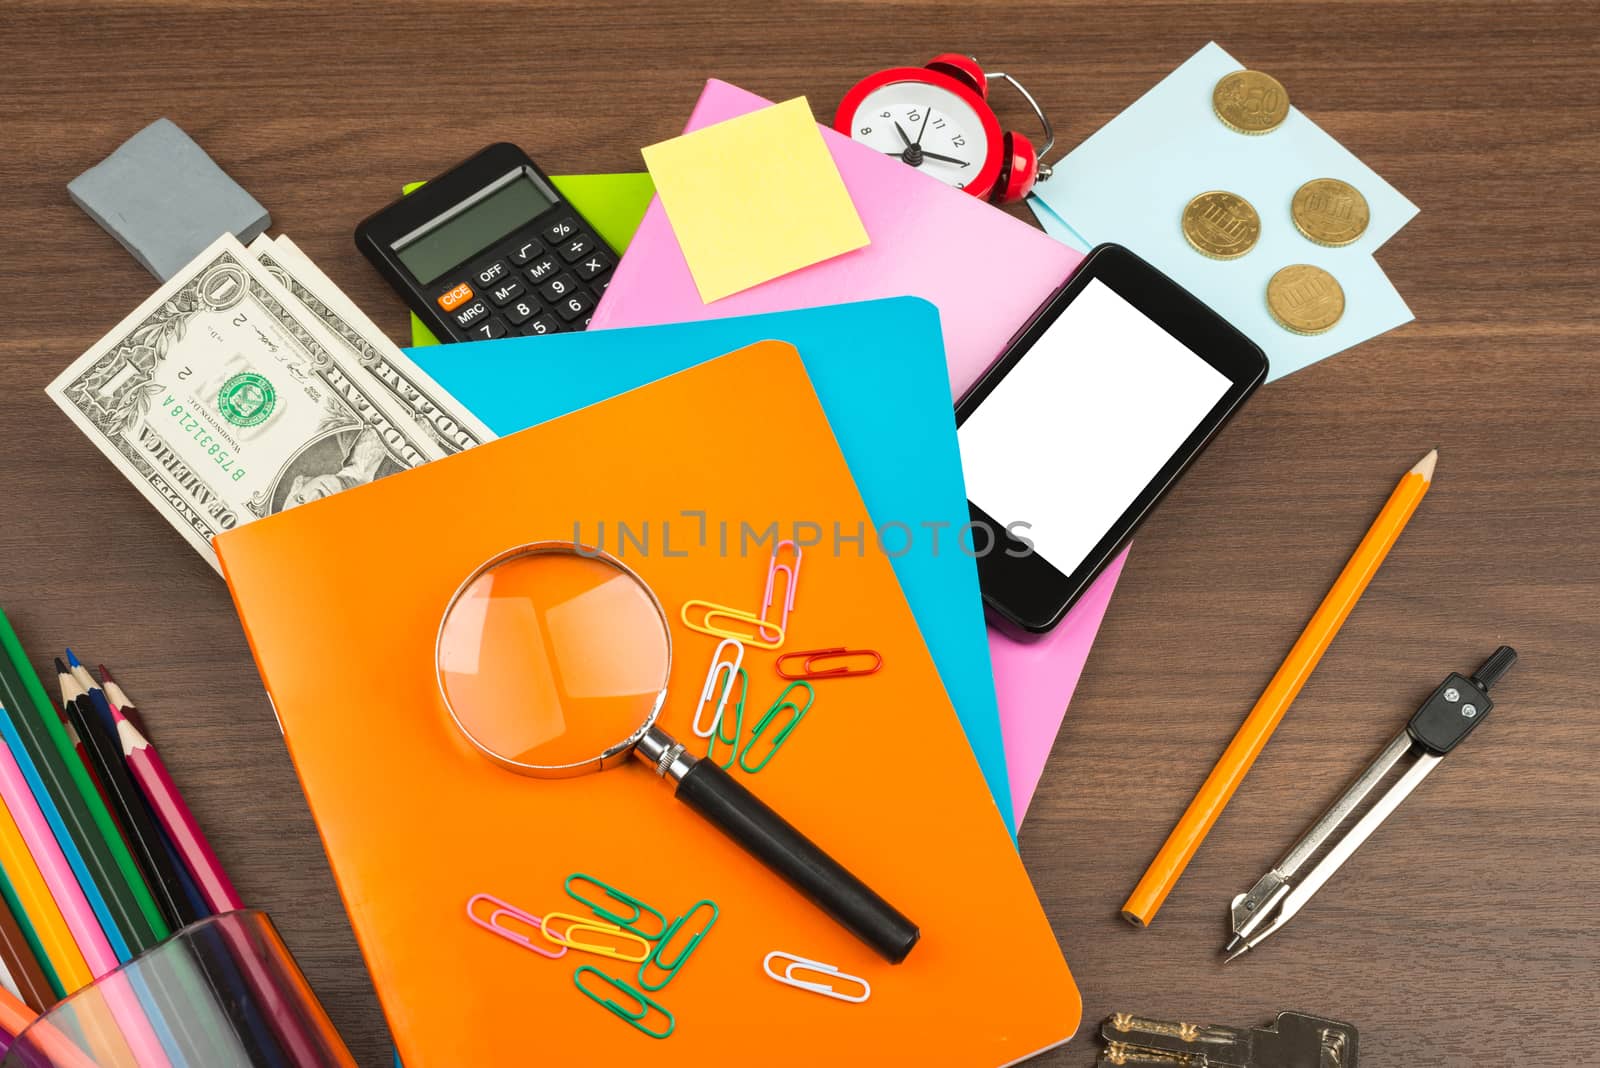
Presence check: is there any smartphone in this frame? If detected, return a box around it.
[956,243,1268,634]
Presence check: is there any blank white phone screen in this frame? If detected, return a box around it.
[958,277,1232,576]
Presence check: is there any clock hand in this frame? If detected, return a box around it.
[915,149,969,167]
[893,121,914,147]
[914,108,932,145]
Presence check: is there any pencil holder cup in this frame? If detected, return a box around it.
[2,910,355,1067]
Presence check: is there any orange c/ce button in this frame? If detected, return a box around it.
[437,283,474,312]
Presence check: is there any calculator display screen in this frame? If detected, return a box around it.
[392,172,555,284]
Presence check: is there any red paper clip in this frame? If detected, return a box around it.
[774,647,883,680]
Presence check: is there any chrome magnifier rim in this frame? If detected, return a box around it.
[434,541,673,779]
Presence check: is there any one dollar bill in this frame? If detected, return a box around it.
[47,233,443,571]
[249,234,493,454]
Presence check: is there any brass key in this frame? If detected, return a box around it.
[1097,1011,1358,1067]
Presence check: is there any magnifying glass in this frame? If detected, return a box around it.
[435,542,919,963]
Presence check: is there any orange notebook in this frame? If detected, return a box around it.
[217,342,1080,1065]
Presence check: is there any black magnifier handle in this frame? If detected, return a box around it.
[635,728,920,963]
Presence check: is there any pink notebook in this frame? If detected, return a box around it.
[593,79,1126,822]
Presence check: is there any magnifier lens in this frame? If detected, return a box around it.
[437,549,671,771]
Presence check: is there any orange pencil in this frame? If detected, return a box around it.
[1122,448,1437,926]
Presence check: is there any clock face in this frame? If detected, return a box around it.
[848,81,991,191]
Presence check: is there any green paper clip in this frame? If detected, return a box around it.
[638,899,718,992]
[738,680,815,774]
[705,669,748,769]
[573,966,675,1039]
[565,873,668,941]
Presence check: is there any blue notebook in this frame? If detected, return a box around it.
[408,297,1014,833]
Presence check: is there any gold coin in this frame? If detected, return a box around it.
[1213,70,1290,134]
[1267,264,1345,334]
[1291,178,1370,246]
[1181,191,1261,259]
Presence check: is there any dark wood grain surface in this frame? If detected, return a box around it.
[2,3,1596,1064]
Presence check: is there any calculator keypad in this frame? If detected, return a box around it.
[427,213,615,343]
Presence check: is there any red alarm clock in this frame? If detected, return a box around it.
[834,54,1056,204]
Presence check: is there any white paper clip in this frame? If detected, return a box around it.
[693,638,745,738]
[761,950,871,1003]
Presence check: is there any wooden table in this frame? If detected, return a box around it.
[2,3,1595,1063]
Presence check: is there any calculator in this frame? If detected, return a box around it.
[354,142,618,343]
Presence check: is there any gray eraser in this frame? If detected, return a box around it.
[67,118,271,281]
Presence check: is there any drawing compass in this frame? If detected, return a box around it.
[1225,646,1517,960]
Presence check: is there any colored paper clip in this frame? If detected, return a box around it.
[738,680,815,774]
[539,912,652,963]
[775,647,884,680]
[638,899,718,992]
[705,668,748,770]
[762,951,871,1003]
[692,637,745,738]
[465,893,567,959]
[758,540,802,642]
[573,966,676,1039]
[681,599,784,650]
[564,873,668,941]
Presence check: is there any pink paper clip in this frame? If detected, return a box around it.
[467,893,567,959]
[759,540,802,642]
[775,647,884,680]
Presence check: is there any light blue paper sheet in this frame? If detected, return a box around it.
[407,298,1016,834]
[1030,41,1419,380]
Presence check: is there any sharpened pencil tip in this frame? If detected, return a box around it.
[98,664,114,685]
[65,648,81,669]
[53,657,69,676]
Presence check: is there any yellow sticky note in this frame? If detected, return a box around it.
[642,96,870,302]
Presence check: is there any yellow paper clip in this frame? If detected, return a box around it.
[540,911,652,963]
[680,599,784,649]
[762,950,871,1003]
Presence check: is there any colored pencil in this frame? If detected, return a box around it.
[0,886,52,1012]
[0,794,85,996]
[0,611,166,957]
[0,710,120,974]
[1122,449,1437,926]
[0,711,159,1067]
[54,701,126,855]
[97,666,146,735]
[88,667,209,923]
[0,984,34,1052]
[58,662,202,933]
[96,674,304,1066]
[105,698,242,915]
